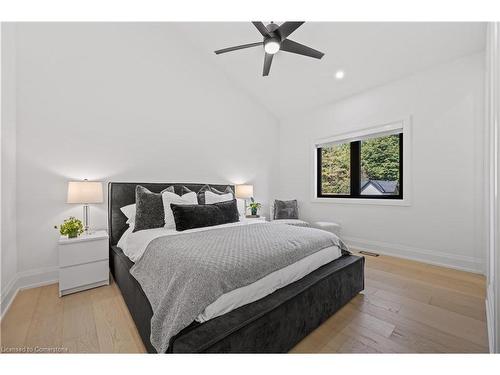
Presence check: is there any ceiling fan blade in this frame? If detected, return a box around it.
[252,22,270,37]
[263,53,274,76]
[277,22,304,40]
[280,39,324,59]
[214,42,263,55]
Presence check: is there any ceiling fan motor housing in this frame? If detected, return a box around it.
[265,22,281,42]
[266,22,280,33]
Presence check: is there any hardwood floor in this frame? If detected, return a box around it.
[1,280,146,353]
[0,253,488,353]
[291,253,488,353]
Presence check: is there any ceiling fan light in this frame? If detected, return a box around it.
[264,39,280,54]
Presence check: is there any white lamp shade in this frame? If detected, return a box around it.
[67,181,103,204]
[235,184,254,199]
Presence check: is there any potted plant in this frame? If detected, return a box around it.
[55,217,84,239]
[248,198,262,217]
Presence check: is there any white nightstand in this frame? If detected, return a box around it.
[58,230,109,297]
[242,216,267,223]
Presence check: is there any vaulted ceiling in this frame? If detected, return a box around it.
[177,22,486,119]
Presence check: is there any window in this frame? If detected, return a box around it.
[316,132,403,199]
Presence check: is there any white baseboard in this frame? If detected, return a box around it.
[0,276,18,319]
[343,236,485,274]
[0,266,58,319]
[486,284,495,353]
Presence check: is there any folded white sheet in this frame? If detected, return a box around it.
[196,244,340,322]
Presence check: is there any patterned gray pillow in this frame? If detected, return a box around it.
[273,199,299,220]
[133,185,174,232]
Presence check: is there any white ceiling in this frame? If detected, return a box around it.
[176,22,486,120]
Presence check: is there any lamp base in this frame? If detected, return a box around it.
[83,204,91,233]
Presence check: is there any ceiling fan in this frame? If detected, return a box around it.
[214,21,324,76]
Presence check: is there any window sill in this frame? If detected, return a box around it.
[311,197,411,206]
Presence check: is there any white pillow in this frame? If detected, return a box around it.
[162,191,198,229]
[120,203,135,220]
[205,191,233,204]
[120,204,136,229]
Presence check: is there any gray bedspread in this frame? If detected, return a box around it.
[130,222,347,353]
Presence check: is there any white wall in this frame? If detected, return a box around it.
[10,23,278,288]
[485,22,499,353]
[1,23,18,314]
[277,52,486,273]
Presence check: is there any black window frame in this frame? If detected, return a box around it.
[316,132,403,200]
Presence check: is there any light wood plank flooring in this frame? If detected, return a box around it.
[0,253,488,353]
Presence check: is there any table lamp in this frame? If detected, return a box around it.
[67,180,103,234]
[235,184,254,216]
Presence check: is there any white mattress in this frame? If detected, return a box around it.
[117,221,342,322]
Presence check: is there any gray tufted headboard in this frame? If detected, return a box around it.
[107,182,235,246]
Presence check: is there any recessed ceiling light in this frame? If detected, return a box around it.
[335,70,345,80]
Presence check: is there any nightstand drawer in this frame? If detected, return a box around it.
[59,238,108,267]
[59,260,108,292]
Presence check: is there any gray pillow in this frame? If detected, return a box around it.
[273,199,299,220]
[192,185,235,205]
[133,185,174,232]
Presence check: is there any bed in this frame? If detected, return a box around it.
[108,182,365,353]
